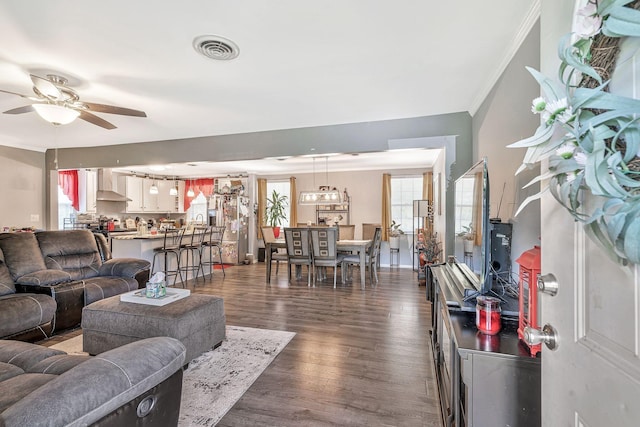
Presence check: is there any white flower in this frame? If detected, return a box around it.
[557,105,574,123]
[544,98,571,125]
[556,143,576,159]
[565,172,577,183]
[575,152,587,166]
[575,3,602,38]
[531,97,546,114]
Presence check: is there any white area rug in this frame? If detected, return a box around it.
[51,325,296,426]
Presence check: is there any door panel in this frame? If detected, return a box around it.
[540,1,640,425]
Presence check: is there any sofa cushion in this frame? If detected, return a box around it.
[0,233,47,280]
[0,294,58,339]
[0,373,58,413]
[83,276,139,305]
[0,249,16,296]
[15,269,73,287]
[36,230,102,280]
[28,354,92,375]
[0,362,23,382]
[0,340,65,370]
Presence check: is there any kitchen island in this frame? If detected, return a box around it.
[111,232,210,284]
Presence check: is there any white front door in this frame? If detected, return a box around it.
[539,1,640,425]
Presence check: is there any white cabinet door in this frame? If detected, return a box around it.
[85,169,97,213]
[157,180,178,212]
[143,179,159,211]
[125,176,144,212]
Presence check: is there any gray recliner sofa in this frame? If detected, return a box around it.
[0,336,185,426]
[0,230,150,335]
[0,248,57,341]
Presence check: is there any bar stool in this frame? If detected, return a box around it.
[201,225,226,278]
[179,226,207,284]
[151,228,184,287]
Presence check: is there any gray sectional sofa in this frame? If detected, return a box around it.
[0,336,185,426]
[0,230,151,338]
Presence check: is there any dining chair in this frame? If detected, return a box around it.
[342,226,382,285]
[362,223,382,267]
[201,225,226,278]
[338,224,355,240]
[310,227,345,288]
[283,227,313,286]
[262,226,288,283]
[151,228,185,287]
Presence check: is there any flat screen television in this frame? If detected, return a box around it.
[453,157,492,298]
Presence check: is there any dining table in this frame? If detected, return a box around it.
[265,238,372,287]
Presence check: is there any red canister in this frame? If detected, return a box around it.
[476,296,501,335]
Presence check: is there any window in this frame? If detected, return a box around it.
[391,176,423,234]
[266,180,290,228]
[58,186,75,230]
[186,192,208,223]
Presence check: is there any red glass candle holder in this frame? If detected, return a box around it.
[476,296,502,335]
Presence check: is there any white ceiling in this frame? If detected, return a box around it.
[112,148,443,178]
[0,1,538,175]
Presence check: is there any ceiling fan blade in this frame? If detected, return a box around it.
[0,89,39,100]
[83,102,147,117]
[79,110,117,130]
[30,74,63,100]
[3,105,35,115]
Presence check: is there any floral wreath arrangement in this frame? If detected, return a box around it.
[510,0,640,265]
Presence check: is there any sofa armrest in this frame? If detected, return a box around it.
[99,258,150,279]
[16,281,85,331]
[1,336,186,427]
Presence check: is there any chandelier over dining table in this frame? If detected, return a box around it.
[299,156,343,205]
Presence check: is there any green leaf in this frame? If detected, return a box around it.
[623,215,640,263]
[599,0,636,16]
[507,123,554,148]
[584,221,626,265]
[559,37,602,84]
[603,6,640,37]
[525,67,564,101]
[573,87,640,111]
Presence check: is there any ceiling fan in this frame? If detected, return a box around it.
[0,74,146,129]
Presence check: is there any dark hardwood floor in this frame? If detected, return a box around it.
[44,262,442,427]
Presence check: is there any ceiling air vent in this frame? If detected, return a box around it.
[193,35,239,61]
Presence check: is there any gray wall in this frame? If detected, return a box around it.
[0,145,46,230]
[472,20,541,275]
[48,112,474,244]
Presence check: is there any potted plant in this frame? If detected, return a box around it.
[265,190,288,238]
[456,223,475,253]
[388,220,404,249]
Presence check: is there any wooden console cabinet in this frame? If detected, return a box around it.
[430,264,541,427]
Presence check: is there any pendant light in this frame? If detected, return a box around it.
[187,178,195,198]
[169,176,178,196]
[149,175,159,195]
[299,156,342,205]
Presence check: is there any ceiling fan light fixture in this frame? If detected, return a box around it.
[32,104,79,125]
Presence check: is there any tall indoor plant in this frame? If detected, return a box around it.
[388,220,404,249]
[265,190,288,238]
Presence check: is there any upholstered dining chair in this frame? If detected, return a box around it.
[338,224,355,240]
[342,226,382,285]
[262,226,288,283]
[310,227,345,288]
[362,223,382,267]
[283,227,313,286]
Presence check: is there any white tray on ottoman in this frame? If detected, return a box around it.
[81,292,225,362]
[119,288,190,306]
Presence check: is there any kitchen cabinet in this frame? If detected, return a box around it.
[85,169,97,213]
[121,176,181,213]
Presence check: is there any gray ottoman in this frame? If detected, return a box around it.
[81,293,225,362]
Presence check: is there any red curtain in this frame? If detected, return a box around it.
[58,170,79,211]
[183,178,215,211]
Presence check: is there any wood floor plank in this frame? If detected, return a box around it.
[40,262,442,426]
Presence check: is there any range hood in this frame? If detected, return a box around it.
[96,168,131,202]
